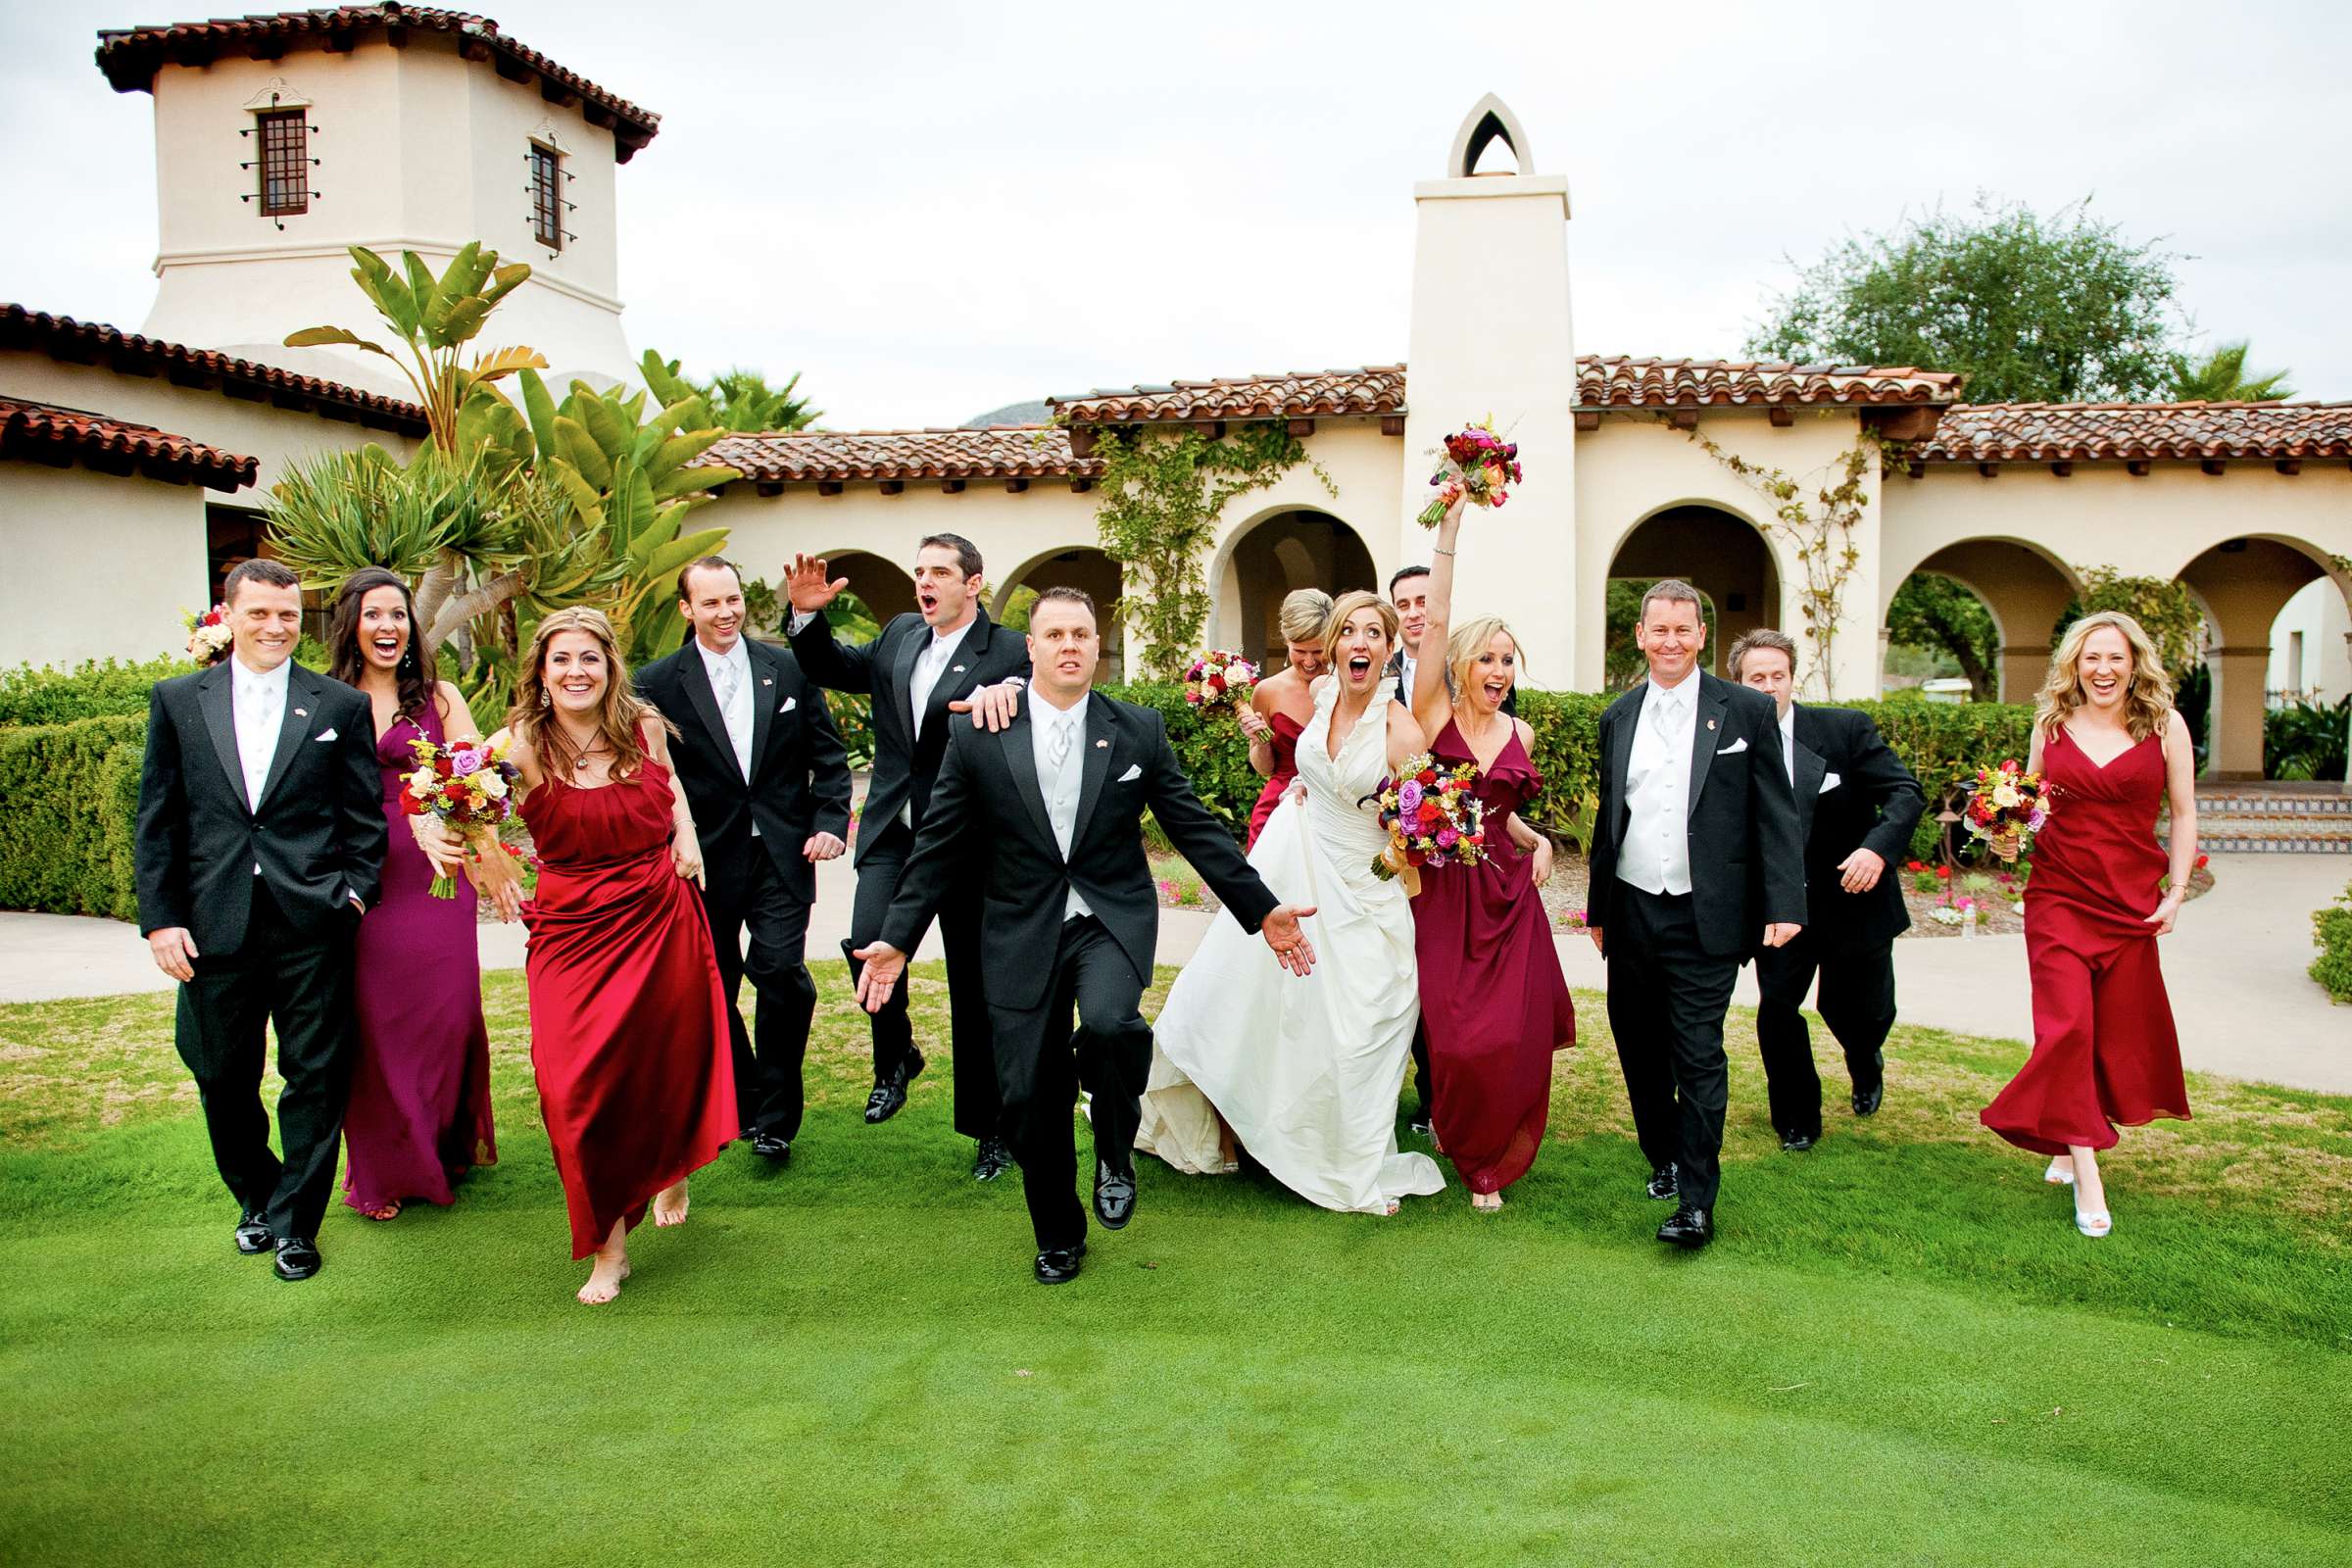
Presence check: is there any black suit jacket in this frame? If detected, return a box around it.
[1786,703,1927,954]
[633,637,853,905]
[881,693,1279,1011]
[134,660,386,956]
[788,607,1031,864]
[1588,670,1806,958]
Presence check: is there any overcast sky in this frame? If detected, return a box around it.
[6,0,2347,428]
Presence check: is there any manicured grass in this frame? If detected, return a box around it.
[2,966,2348,1565]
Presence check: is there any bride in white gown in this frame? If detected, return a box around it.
[1136,591,1446,1214]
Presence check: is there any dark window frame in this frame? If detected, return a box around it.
[257,108,309,217]
[529,142,564,252]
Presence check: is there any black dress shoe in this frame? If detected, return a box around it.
[234,1209,271,1255]
[752,1133,792,1162]
[1851,1080,1885,1117]
[272,1237,323,1281]
[1656,1205,1714,1249]
[1644,1163,1679,1201]
[863,1049,925,1124]
[1034,1241,1088,1285]
[1093,1158,1137,1230]
[1779,1129,1817,1152]
[972,1136,1012,1182]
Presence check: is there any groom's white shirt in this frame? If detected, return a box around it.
[1619,672,1696,897]
[1031,692,1094,922]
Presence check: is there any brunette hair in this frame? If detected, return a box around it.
[1726,628,1798,682]
[508,607,672,777]
[328,566,434,719]
[223,558,300,604]
[1032,584,1097,622]
[918,533,984,581]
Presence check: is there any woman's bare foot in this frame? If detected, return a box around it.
[577,1221,630,1304]
[652,1178,690,1227]
[1383,1200,1400,1216]
[361,1200,402,1222]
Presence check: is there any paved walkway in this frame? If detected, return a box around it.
[6,854,2344,1092]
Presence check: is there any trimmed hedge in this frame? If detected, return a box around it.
[0,657,189,727]
[2314,880,2352,1004]
[0,713,145,920]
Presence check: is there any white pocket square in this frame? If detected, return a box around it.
[1118,763,1142,783]
[314,728,337,743]
[1715,736,1747,755]
[779,697,797,713]
[1819,770,1842,794]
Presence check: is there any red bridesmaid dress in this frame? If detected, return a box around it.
[1246,710,1306,850]
[1982,725,2189,1155]
[520,760,735,1258]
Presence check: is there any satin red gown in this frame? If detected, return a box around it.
[520,761,735,1258]
[1982,726,2189,1155]
[1246,710,1305,850]
[1414,720,1577,1193]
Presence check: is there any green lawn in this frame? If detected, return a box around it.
[2,965,2347,1565]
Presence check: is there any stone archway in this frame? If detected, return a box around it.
[1892,540,2081,703]
[1215,508,1378,665]
[994,545,1125,681]
[1605,504,1780,680]
[815,549,918,628]
[2178,535,2343,779]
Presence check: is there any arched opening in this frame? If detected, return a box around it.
[994,545,1126,682]
[2178,536,2340,779]
[1217,509,1378,666]
[1605,504,1779,685]
[808,549,917,637]
[1888,540,2080,704]
[1882,570,2002,699]
[1447,93,1535,179]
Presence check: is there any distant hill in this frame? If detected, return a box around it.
[961,399,1052,428]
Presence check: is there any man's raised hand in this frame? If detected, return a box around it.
[852,941,908,1011]
[1259,905,1319,976]
[786,553,849,615]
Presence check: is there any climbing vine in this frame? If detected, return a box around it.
[1085,422,1332,679]
[1665,414,1879,699]
[2059,565,2204,682]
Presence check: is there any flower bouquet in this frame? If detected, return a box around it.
[1183,649,1259,713]
[1415,417,1523,527]
[400,733,521,898]
[1963,760,2051,864]
[183,604,232,665]
[1369,754,1488,894]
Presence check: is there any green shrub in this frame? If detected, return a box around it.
[1830,697,2035,861]
[824,690,876,768]
[0,657,190,726]
[2313,881,2352,1004]
[2266,695,2350,783]
[1105,681,1263,838]
[0,714,146,919]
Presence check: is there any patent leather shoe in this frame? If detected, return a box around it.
[1034,1241,1087,1285]
[234,1209,271,1255]
[1093,1158,1137,1230]
[1851,1080,1885,1117]
[1644,1162,1679,1201]
[972,1136,1013,1182]
[863,1049,924,1124]
[272,1237,323,1281]
[752,1133,792,1163]
[1655,1204,1714,1250]
[1779,1129,1817,1152]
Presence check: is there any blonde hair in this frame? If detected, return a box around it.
[510,607,673,777]
[1447,614,1522,706]
[1277,587,1335,646]
[2035,610,2174,742]
[1318,590,1397,670]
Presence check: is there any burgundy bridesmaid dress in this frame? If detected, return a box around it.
[520,760,735,1258]
[342,702,496,1212]
[1245,710,1306,850]
[1983,725,2189,1155]
[1413,719,1576,1193]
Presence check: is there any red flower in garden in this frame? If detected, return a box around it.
[2195,853,2210,868]
[1905,859,1924,872]
[1936,865,1951,879]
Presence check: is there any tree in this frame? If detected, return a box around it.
[1746,195,2183,403]
[692,366,821,432]
[1886,572,2000,700]
[2056,566,2204,685]
[2165,340,2295,402]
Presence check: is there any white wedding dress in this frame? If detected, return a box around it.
[1136,674,1445,1213]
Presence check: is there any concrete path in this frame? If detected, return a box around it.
[6,854,2343,1091]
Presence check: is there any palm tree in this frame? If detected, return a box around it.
[699,368,822,432]
[2165,341,2296,402]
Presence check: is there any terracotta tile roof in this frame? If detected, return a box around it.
[0,304,430,435]
[1576,357,1964,408]
[0,396,259,491]
[703,426,1101,485]
[1051,368,1407,424]
[94,4,660,160]
[1917,401,2352,463]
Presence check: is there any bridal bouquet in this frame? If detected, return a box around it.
[1963,760,2051,864]
[183,604,232,665]
[1415,417,1523,527]
[1369,754,1489,892]
[1183,649,1259,713]
[400,733,521,898]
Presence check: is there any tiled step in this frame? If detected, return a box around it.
[2169,787,2352,853]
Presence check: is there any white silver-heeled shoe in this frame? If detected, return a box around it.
[2074,1205,2112,1239]
[2044,1158,2076,1186]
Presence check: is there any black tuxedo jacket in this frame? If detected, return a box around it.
[633,637,853,904]
[789,607,1031,864]
[1588,670,1806,958]
[881,693,1279,1011]
[134,660,387,956]
[1786,703,1927,953]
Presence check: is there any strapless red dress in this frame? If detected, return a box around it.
[1246,710,1306,850]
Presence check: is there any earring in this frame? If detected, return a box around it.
[539,688,552,707]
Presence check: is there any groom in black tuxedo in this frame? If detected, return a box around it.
[1728,630,1925,1148]
[1587,580,1805,1249]
[636,558,853,1163]
[852,587,1317,1284]
[135,559,385,1281]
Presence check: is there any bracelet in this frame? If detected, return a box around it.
[1432,547,1455,557]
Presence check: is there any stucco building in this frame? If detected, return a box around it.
[3,10,2346,782]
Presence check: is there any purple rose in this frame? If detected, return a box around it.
[1397,780,1424,815]
[451,748,485,775]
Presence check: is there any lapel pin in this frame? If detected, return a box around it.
[1706,717,1717,730]
[295,708,309,718]
[1096,738,1108,749]
[761,677,772,686]
[954,664,966,673]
